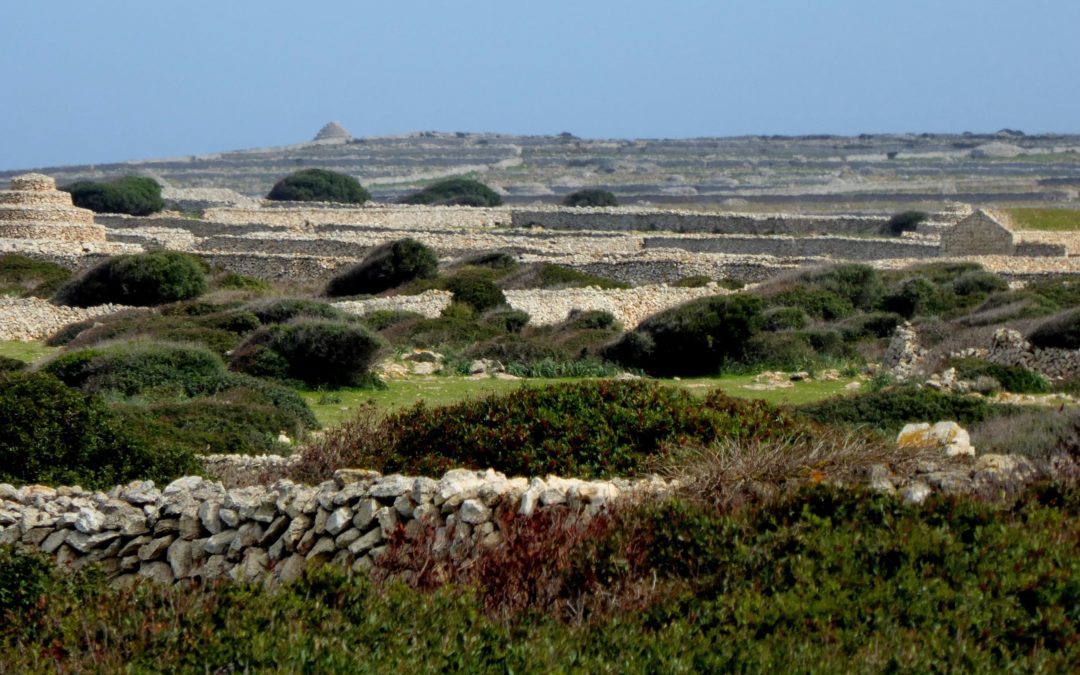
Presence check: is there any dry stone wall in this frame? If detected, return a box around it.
[645,233,940,260]
[0,173,106,242]
[0,298,142,341]
[511,207,889,235]
[0,468,668,586]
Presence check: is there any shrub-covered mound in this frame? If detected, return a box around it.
[0,371,197,488]
[230,320,385,388]
[798,385,1012,435]
[563,188,618,207]
[62,176,164,216]
[266,168,371,203]
[325,239,438,297]
[1029,308,1080,350]
[0,254,71,299]
[604,294,763,376]
[301,380,808,479]
[54,251,208,307]
[398,178,503,207]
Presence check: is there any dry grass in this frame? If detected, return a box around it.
[656,429,938,510]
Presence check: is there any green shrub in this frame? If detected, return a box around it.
[44,341,232,400]
[212,272,271,293]
[798,385,1009,434]
[458,251,519,270]
[481,307,530,333]
[357,309,424,331]
[566,309,620,330]
[392,306,504,350]
[0,356,26,373]
[63,176,164,215]
[54,251,208,307]
[266,168,371,204]
[882,276,938,318]
[1026,276,1080,309]
[949,358,1050,394]
[1029,308,1080,349]
[836,312,903,340]
[670,275,712,288]
[48,309,255,356]
[502,263,629,290]
[883,210,928,235]
[398,178,503,207]
[0,254,71,299]
[245,297,352,325]
[325,239,438,296]
[949,270,1009,297]
[0,371,198,488]
[744,332,819,370]
[903,261,985,285]
[446,275,506,312]
[803,264,884,311]
[231,320,385,388]
[310,381,808,478]
[760,286,853,320]
[465,334,564,365]
[563,188,618,207]
[604,295,764,376]
[762,306,809,331]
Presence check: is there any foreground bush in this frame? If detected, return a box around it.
[54,251,208,307]
[563,188,618,207]
[63,176,164,215]
[266,168,371,203]
[604,294,764,376]
[296,380,807,480]
[231,320,384,388]
[4,484,1080,671]
[398,178,503,207]
[325,239,438,296]
[445,274,506,312]
[0,372,197,488]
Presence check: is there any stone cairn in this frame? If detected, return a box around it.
[0,173,105,242]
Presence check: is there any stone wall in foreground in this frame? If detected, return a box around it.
[0,469,667,586]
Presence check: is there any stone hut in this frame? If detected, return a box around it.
[0,173,105,242]
[940,208,1014,256]
[313,121,352,142]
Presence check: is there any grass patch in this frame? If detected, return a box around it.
[0,341,58,365]
[1007,207,1080,231]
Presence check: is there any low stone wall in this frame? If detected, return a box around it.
[0,468,667,586]
[336,291,453,320]
[512,207,888,235]
[204,205,509,229]
[0,297,140,341]
[644,234,940,260]
[199,252,358,282]
[970,328,1080,382]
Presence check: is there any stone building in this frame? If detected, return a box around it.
[0,173,105,242]
[313,121,352,142]
[940,208,1015,256]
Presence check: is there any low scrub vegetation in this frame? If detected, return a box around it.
[266,168,371,204]
[62,176,164,216]
[398,178,503,207]
[325,238,438,297]
[54,251,208,307]
[231,320,385,388]
[563,188,618,207]
[0,255,71,298]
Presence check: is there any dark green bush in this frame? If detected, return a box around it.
[0,371,198,488]
[883,210,928,235]
[603,295,764,376]
[563,188,618,207]
[212,272,271,293]
[245,297,353,325]
[803,264,884,311]
[744,332,819,370]
[481,307,530,333]
[882,276,938,318]
[266,168,371,204]
[670,275,712,288]
[762,306,809,331]
[1029,308,1080,350]
[231,320,385,388]
[398,178,503,207]
[501,263,629,290]
[949,270,1009,297]
[1026,276,1080,309]
[0,254,71,299]
[836,312,903,340]
[760,286,853,320]
[798,385,1009,434]
[446,275,506,312]
[325,239,438,296]
[949,357,1049,394]
[320,381,808,478]
[903,261,985,285]
[357,310,424,332]
[458,251,519,270]
[390,306,503,350]
[49,309,254,357]
[0,356,25,373]
[54,251,208,307]
[465,334,565,365]
[63,176,164,215]
[567,309,620,330]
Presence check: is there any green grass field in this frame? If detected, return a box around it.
[1007,207,1080,231]
[0,340,57,364]
[301,374,860,427]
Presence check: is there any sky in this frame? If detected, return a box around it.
[2,0,1078,170]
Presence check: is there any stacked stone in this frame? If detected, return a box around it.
[0,173,105,242]
[0,467,659,587]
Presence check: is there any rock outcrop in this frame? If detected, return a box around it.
[0,174,105,242]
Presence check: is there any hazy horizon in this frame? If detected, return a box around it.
[3,0,1078,171]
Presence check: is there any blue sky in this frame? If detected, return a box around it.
[2,0,1077,170]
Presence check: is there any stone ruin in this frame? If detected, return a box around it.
[0,173,105,242]
[313,121,352,142]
